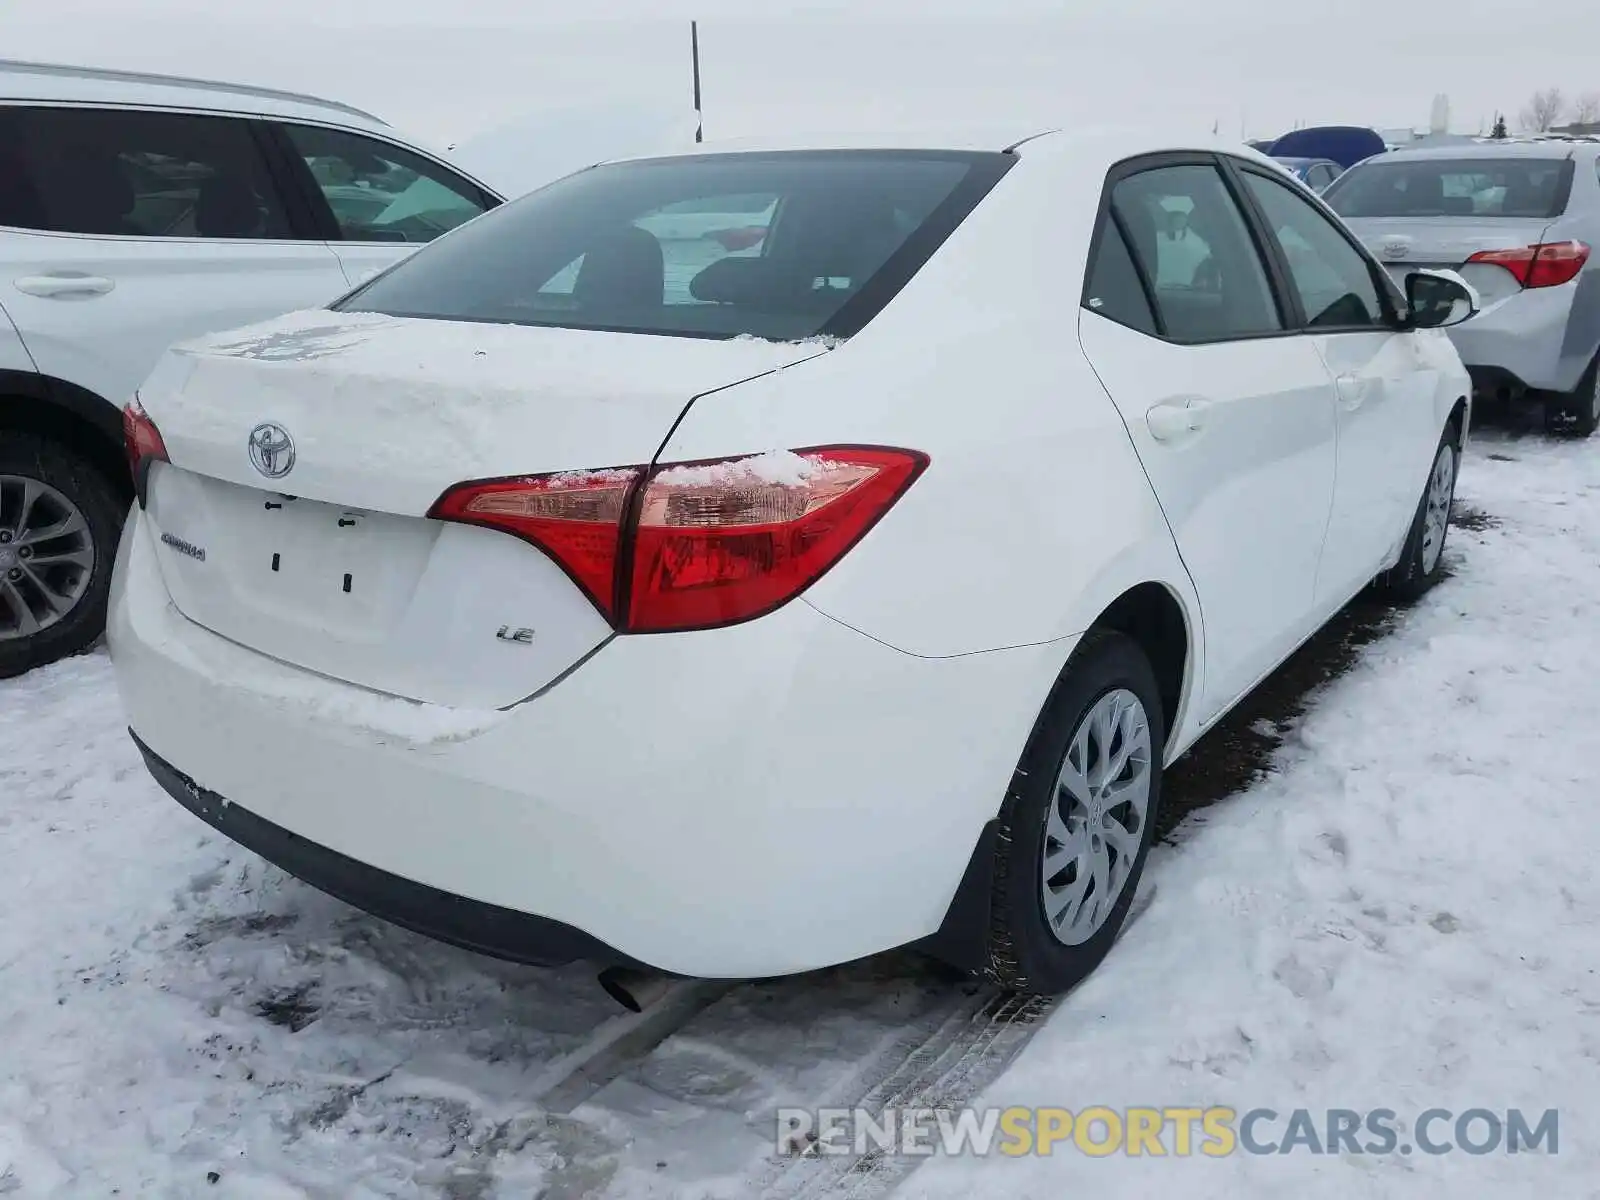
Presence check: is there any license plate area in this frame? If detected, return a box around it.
[237,494,433,639]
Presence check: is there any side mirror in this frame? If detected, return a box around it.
[1405,268,1479,329]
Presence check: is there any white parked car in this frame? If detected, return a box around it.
[0,59,503,677]
[110,129,1477,995]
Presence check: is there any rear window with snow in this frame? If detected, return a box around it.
[334,149,1013,341]
[1324,157,1575,219]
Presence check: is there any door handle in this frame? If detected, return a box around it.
[1147,398,1210,441]
[1334,373,1368,410]
[14,274,115,298]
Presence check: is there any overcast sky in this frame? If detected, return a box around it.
[4,0,1598,147]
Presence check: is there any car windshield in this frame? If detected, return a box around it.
[334,149,1012,341]
[1325,157,1574,219]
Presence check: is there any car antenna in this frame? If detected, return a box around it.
[691,19,704,143]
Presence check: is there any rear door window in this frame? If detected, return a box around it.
[0,105,292,238]
[337,149,1014,341]
[1108,162,1284,343]
[1326,157,1575,218]
[279,123,495,244]
[1082,219,1158,335]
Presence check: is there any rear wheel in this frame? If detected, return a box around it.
[1543,354,1600,438]
[984,631,1164,995]
[0,433,124,679]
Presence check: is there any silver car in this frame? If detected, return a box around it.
[1324,139,1600,435]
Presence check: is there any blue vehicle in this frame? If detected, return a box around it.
[1269,125,1387,170]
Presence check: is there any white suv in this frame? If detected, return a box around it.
[0,59,503,677]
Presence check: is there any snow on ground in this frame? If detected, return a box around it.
[2,428,1598,1198]
[913,428,1600,1198]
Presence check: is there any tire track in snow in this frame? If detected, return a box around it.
[753,884,1157,1200]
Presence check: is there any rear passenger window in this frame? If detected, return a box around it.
[1083,219,1157,335]
[0,106,291,239]
[281,123,493,245]
[1110,164,1283,343]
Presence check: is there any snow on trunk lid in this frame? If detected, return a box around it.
[137,310,825,710]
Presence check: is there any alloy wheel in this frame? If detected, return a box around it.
[0,475,96,641]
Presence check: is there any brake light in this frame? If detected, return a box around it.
[628,447,927,632]
[122,397,169,476]
[1466,240,1590,288]
[428,446,927,633]
[428,468,639,623]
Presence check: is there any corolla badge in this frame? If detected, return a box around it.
[248,422,296,479]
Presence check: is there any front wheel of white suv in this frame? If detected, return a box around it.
[0,433,124,679]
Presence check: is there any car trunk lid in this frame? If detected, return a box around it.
[137,310,824,709]
[1340,215,1558,306]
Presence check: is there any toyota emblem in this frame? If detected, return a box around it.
[248,422,296,479]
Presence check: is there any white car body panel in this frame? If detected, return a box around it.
[0,229,351,408]
[1078,314,1337,722]
[108,126,1473,978]
[111,508,1076,978]
[0,300,35,372]
[1309,326,1455,604]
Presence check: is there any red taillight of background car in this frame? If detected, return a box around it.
[1466,240,1591,289]
[122,397,170,476]
[428,446,928,633]
[708,226,769,252]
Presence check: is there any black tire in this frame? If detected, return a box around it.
[984,631,1164,995]
[1379,421,1460,604]
[1542,353,1600,438]
[0,433,126,679]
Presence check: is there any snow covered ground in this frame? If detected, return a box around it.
[2,426,1597,1198]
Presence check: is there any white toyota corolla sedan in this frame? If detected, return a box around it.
[109,127,1477,996]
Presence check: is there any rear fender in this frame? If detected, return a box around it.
[1558,265,1600,387]
[0,369,129,500]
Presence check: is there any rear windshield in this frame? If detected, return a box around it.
[334,149,1013,341]
[1324,157,1575,219]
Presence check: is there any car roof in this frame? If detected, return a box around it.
[0,58,389,132]
[641,124,1059,158]
[1375,139,1597,163]
[611,125,1276,174]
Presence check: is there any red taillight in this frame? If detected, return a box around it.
[428,468,641,623]
[122,397,169,476]
[627,446,927,632]
[428,446,928,633]
[1466,240,1590,289]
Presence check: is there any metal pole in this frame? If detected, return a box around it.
[691,20,704,143]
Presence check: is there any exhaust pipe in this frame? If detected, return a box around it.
[597,966,674,1013]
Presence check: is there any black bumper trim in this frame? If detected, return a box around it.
[132,730,644,971]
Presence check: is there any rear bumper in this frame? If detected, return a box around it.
[134,731,631,968]
[1450,279,1594,395]
[110,508,1071,978]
